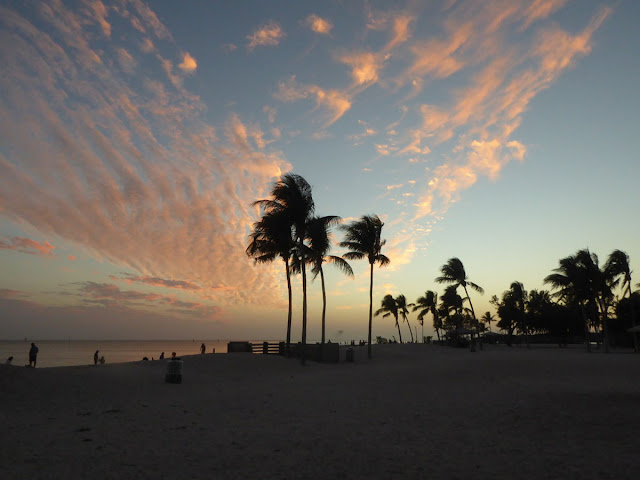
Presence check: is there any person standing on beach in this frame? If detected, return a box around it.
[28,343,38,367]
[200,343,206,354]
[94,350,99,365]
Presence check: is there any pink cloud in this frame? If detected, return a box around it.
[0,2,290,311]
[305,14,333,35]
[0,236,55,257]
[247,21,285,50]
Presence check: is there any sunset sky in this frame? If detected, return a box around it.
[1,0,638,342]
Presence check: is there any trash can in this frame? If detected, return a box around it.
[346,347,354,363]
[165,359,183,383]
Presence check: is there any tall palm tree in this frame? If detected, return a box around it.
[340,214,390,359]
[305,215,354,344]
[435,258,484,346]
[605,249,637,351]
[395,295,414,342]
[253,174,315,363]
[375,294,402,343]
[246,210,295,353]
[413,291,440,341]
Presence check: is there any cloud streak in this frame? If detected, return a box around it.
[0,236,55,257]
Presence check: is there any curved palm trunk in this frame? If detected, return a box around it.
[406,317,414,342]
[463,285,479,351]
[368,262,374,359]
[285,258,293,356]
[320,267,327,344]
[433,310,441,342]
[395,317,403,343]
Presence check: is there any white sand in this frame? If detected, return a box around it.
[1,344,639,479]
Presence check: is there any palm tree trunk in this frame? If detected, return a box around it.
[463,285,479,351]
[285,258,293,357]
[368,262,373,359]
[395,318,403,343]
[406,317,414,342]
[320,267,327,344]
[301,239,308,365]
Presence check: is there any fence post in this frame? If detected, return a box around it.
[263,341,268,354]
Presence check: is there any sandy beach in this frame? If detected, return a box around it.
[1,344,639,479]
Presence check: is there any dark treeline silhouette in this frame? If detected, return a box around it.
[247,174,388,362]
[383,249,638,352]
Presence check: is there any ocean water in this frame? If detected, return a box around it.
[0,340,272,368]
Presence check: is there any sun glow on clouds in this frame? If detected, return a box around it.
[0,237,55,257]
[247,21,285,50]
[306,14,332,35]
[0,2,290,318]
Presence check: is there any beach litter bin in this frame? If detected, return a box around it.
[165,359,183,384]
[346,347,354,363]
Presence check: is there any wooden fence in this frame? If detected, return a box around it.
[227,341,283,355]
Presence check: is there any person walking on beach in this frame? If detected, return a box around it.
[94,350,99,365]
[200,343,206,354]
[28,343,38,367]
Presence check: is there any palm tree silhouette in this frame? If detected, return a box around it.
[480,311,494,332]
[605,249,637,351]
[253,174,315,363]
[509,281,529,348]
[544,249,611,352]
[440,284,466,329]
[396,295,414,342]
[413,291,440,341]
[305,215,354,344]
[436,258,484,348]
[340,214,390,359]
[375,294,402,343]
[246,210,295,353]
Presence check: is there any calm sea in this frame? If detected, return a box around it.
[0,340,273,368]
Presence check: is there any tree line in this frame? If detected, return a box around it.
[377,250,637,353]
[247,174,638,358]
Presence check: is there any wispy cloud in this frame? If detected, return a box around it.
[112,274,201,290]
[247,21,285,50]
[0,237,55,257]
[274,76,351,126]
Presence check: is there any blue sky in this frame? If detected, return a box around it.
[1,0,638,341]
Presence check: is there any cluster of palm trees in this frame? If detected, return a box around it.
[376,258,485,348]
[246,174,389,361]
[375,250,637,354]
[489,249,637,351]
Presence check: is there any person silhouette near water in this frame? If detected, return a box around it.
[159,352,165,359]
[200,343,206,354]
[94,350,99,365]
[28,343,38,367]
